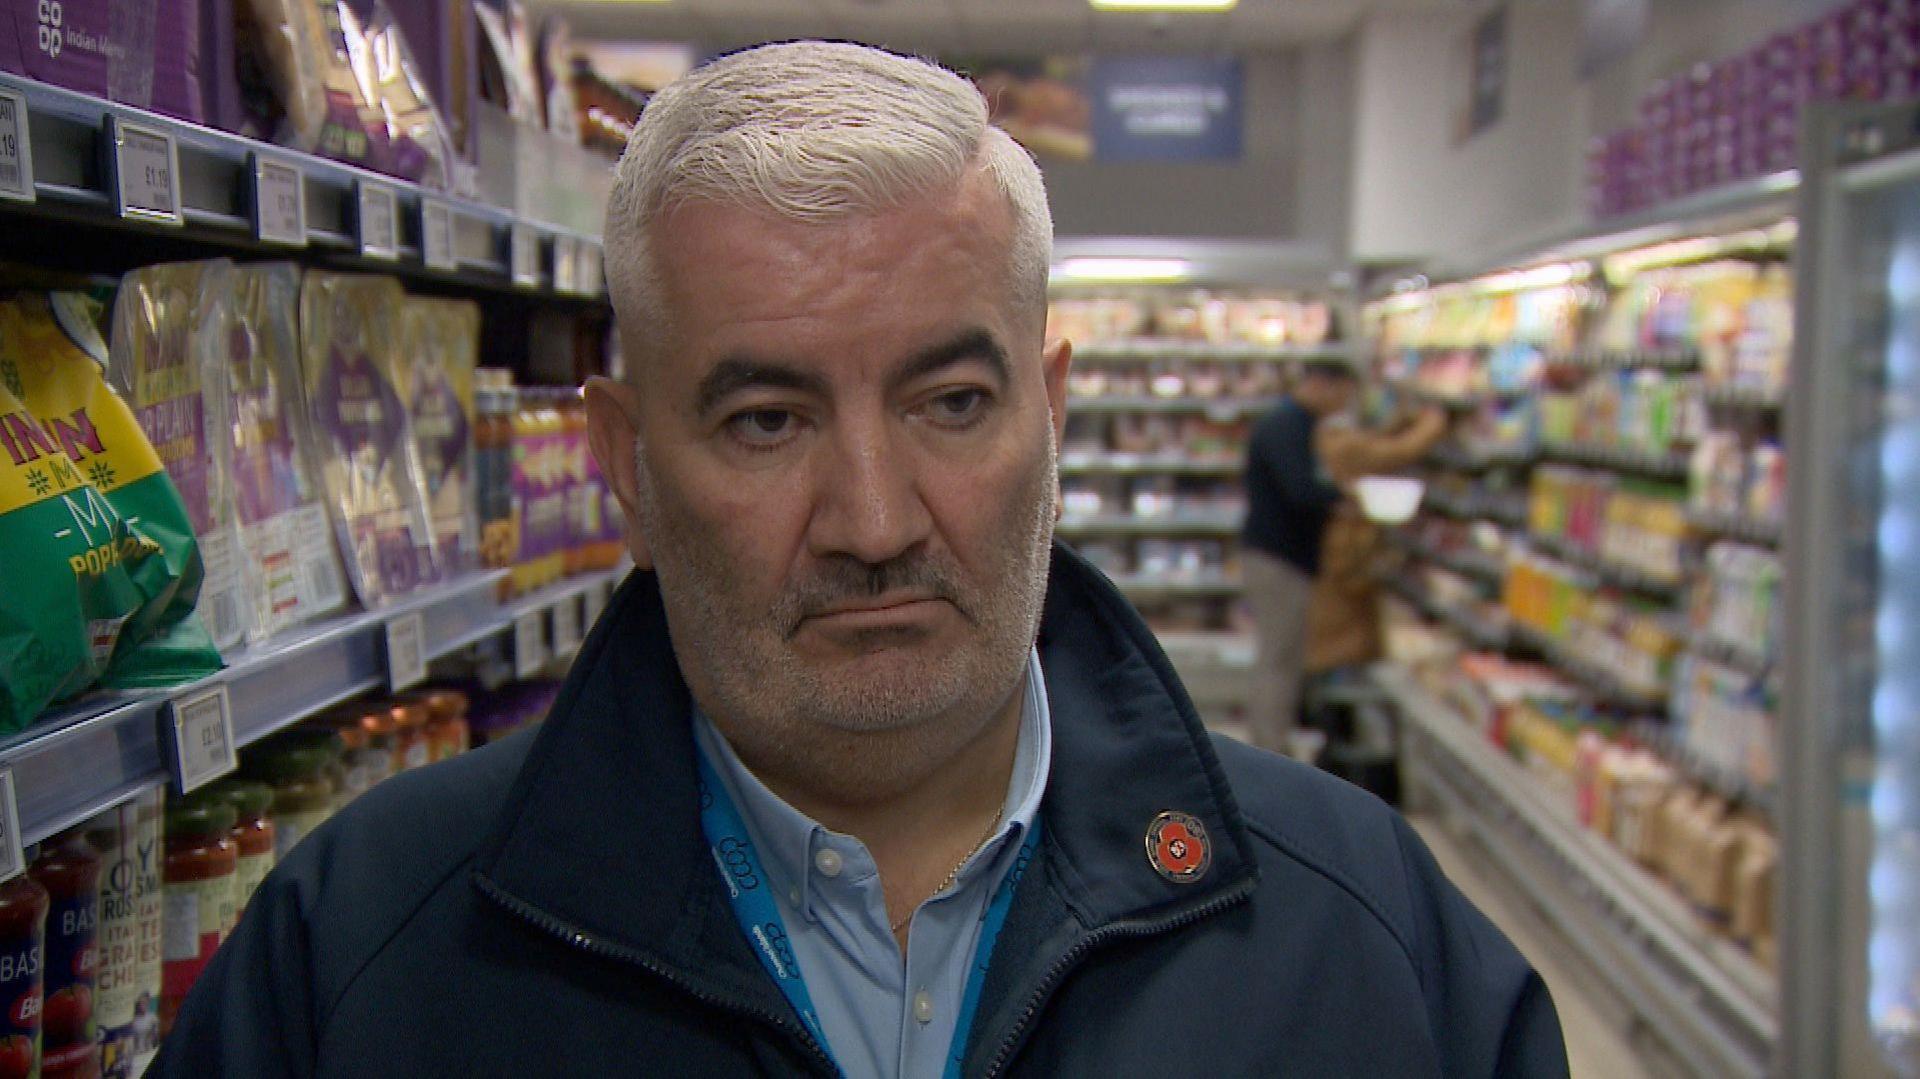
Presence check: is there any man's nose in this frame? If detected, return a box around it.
[806,415,933,566]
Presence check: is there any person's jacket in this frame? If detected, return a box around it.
[1307,410,1450,674]
[153,543,1567,1077]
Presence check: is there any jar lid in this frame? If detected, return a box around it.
[326,721,368,752]
[317,705,395,738]
[208,779,274,819]
[388,702,429,730]
[166,793,238,838]
[420,688,468,721]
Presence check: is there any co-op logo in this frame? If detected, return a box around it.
[36,1,63,60]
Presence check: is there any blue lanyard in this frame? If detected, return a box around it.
[695,745,1040,1079]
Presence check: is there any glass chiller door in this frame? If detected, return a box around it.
[1787,102,1920,1078]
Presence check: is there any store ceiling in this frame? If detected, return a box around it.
[537,0,1447,55]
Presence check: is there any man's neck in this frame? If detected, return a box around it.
[730,672,1028,937]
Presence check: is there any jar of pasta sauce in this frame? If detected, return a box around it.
[84,790,161,1079]
[160,798,235,1038]
[0,853,48,1079]
[242,738,337,862]
[414,688,470,762]
[31,833,100,1079]
[387,701,432,773]
[210,782,275,918]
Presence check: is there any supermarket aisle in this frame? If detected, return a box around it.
[1413,817,1656,1079]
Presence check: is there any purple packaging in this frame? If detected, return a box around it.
[1,0,204,122]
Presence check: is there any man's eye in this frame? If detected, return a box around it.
[926,388,989,427]
[726,409,797,446]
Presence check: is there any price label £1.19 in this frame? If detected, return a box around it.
[0,89,34,203]
[109,117,182,226]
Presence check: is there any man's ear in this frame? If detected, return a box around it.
[584,376,655,570]
[1042,337,1072,521]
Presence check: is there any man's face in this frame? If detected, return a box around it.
[588,169,1070,799]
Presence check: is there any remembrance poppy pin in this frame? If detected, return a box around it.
[1145,811,1211,883]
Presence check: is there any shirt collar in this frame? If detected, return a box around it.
[692,648,1053,919]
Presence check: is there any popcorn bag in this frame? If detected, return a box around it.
[0,293,220,730]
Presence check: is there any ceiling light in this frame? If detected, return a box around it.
[1050,258,1193,284]
[1090,0,1238,10]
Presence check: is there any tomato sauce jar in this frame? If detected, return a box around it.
[159,798,236,1038]
[0,856,49,1079]
[31,834,100,1079]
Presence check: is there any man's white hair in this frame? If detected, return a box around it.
[603,41,1053,346]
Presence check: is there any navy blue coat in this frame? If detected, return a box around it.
[153,544,1568,1076]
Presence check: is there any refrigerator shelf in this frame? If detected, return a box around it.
[1376,664,1776,1078]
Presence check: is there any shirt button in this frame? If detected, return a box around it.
[787,886,801,907]
[913,990,934,1025]
[814,848,844,878]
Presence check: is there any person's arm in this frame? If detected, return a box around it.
[146,844,321,1076]
[1321,406,1448,483]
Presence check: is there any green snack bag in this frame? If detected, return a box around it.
[0,293,221,730]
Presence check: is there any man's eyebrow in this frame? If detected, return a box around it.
[891,328,1010,391]
[694,359,830,417]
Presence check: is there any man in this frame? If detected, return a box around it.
[1242,360,1363,756]
[155,42,1566,1076]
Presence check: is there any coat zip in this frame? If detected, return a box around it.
[981,883,1253,1077]
[474,874,840,1077]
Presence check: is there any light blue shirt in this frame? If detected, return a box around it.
[693,649,1052,1079]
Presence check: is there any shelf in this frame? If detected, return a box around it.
[1508,623,1670,713]
[1056,512,1242,537]
[1058,452,1242,477]
[1526,532,1687,603]
[1630,721,1777,824]
[1389,531,1507,591]
[1109,572,1243,600]
[1424,488,1529,530]
[1428,443,1537,474]
[1375,664,1776,1079]
[1154,630,1256,671]
[1386,576,1511,651]
[0,73,605,303]
[3,566,628,847]
[1685,507,1783,547]
[1069,395,1277,417]
[1550,347,1701,372]
[1397,385,1530,412]
[1700,385,1785,413]
[1069,341,1349,362]
[1540,440,1692,482]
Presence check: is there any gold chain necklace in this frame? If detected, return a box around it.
[889,810,1003,935]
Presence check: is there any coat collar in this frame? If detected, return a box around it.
[472,542,1257,1028]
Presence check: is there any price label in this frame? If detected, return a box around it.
[582,578,607,630]
[0,89,35,203]
[551,594,582,656]
[510,225,540,289]
[167,685,237,794]
[514,609,549,679]
[0,770,19,884]
[421,199,457,272]
[108,118,181,225]
[251,153,306,246]
[386,611,427,692]
[357,181,399,260]
[553,234,579,294]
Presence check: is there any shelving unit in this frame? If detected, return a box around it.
[10,566,626,848]
[0,73,605,301]
[1524,533,1689,602]
[0,71,622,864]
[1375,665,1776,1078]
[1057,453,1242,477]
[1539,440,1693,482]
[1056,512,1242,537]
[1067,395,1277,417]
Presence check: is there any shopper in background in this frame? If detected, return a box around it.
[1241,359,1359,757]
[155,41,1565,1077]
[1306,404,1450,681]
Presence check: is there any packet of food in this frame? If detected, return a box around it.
[109,261,251,653]
[298,273,441,607]
[239,0,385,170]
[364,1,456,189]
[398,298,481,574]
[201,264,351,641]
[0,293,220,729]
